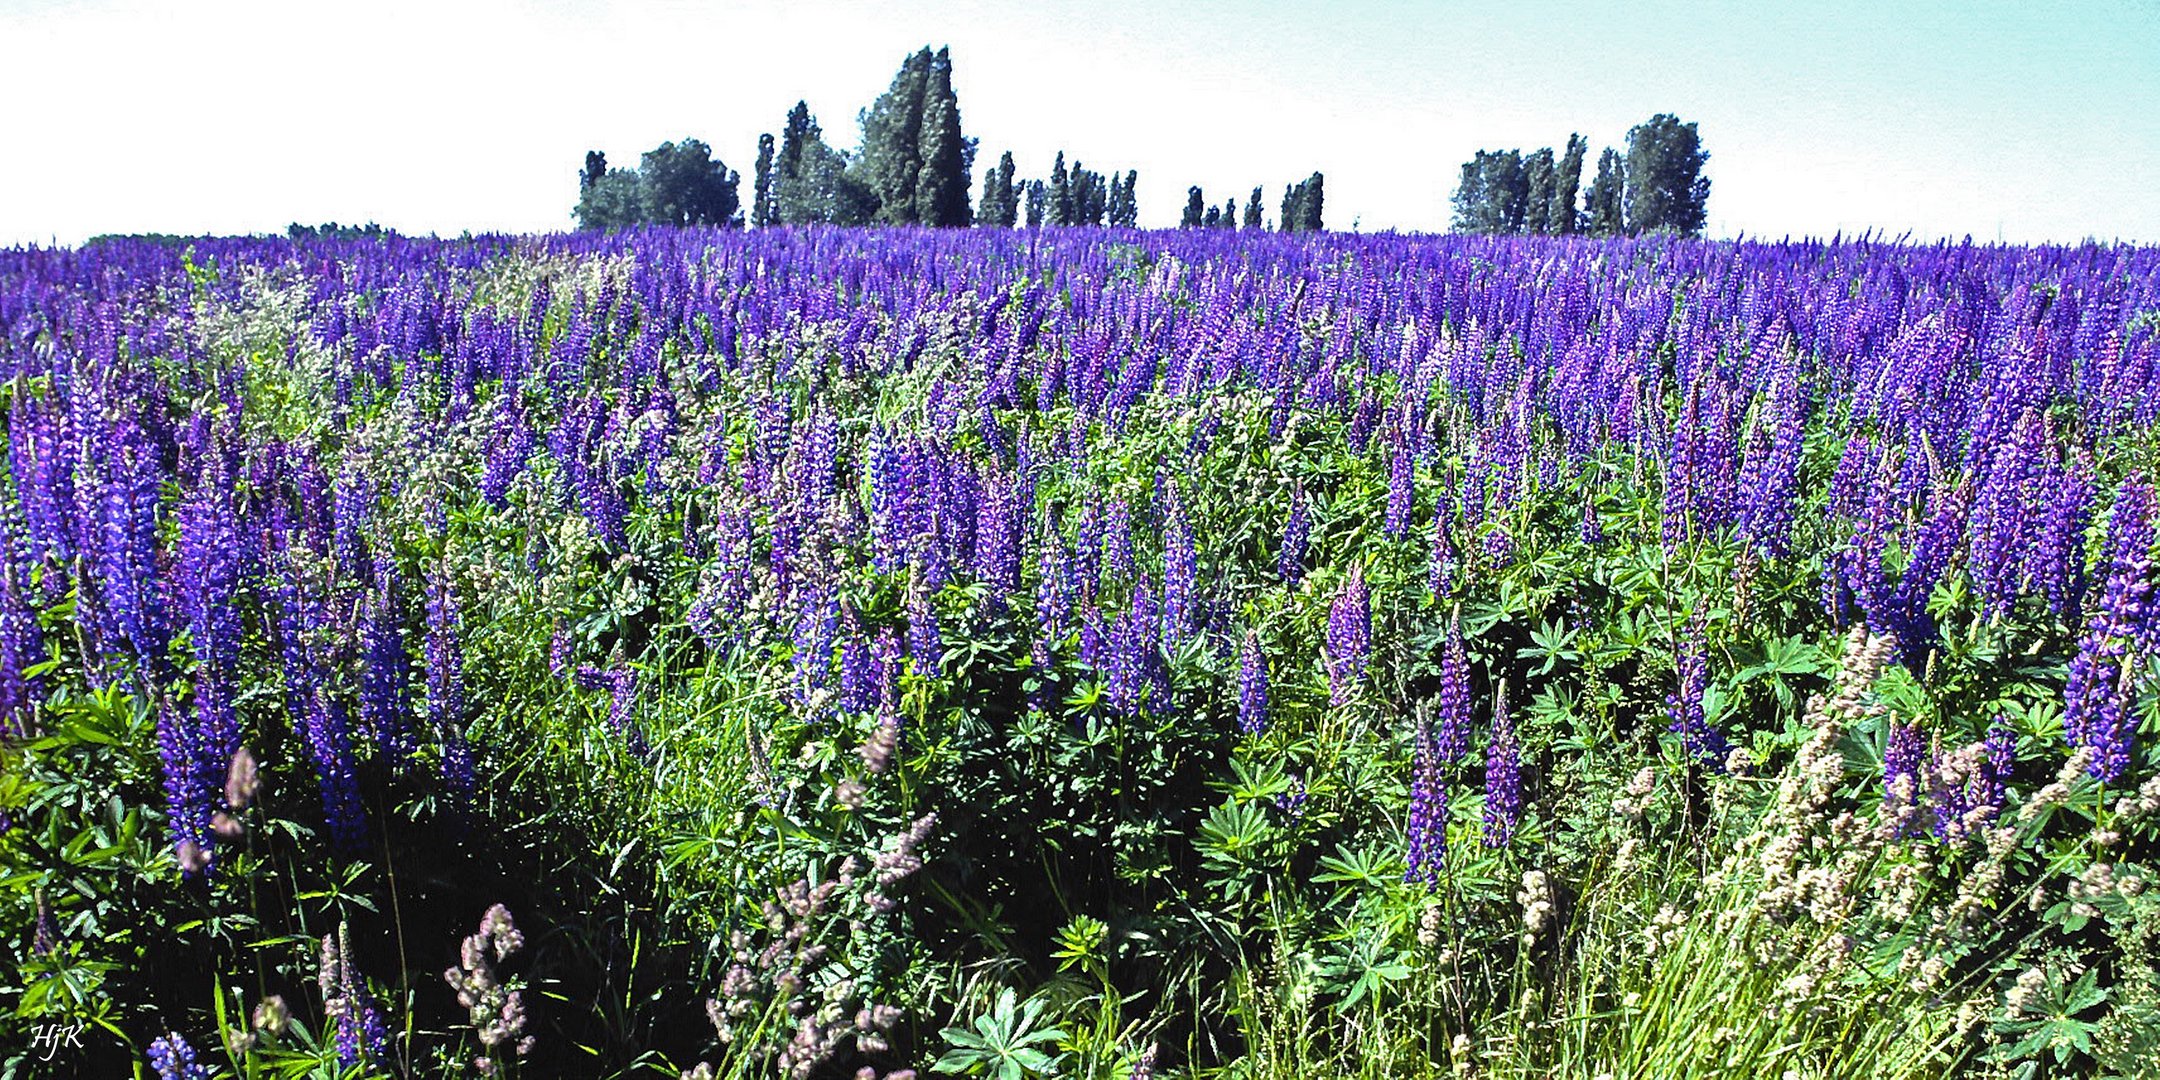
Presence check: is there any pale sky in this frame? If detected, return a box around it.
[4,0,2158,247]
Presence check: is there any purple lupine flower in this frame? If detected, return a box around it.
[170,473,245,872]
[2063,478,2157,781]
[972,467,1023,598]
[792,584,841,703]
[147,1032,208,1080]
[1883,722,1926,832]
[321,925,391,1068]
[1437,619,1471,761]
[1405,709,1448,887]
[1236,629,1268,735]
[1384,430,1415,538]
[1430,520,1457,600]
[1278,485,1311,587]
[1106,579,1166,716]
[1482,684,1521,848]
[1101,499,1136,585]
[332,460,372,584]
[268,555,365,849]
[1161,489,1197,646]
[1324,567,1371,707]
[95,418,166,675]
[1480,526,1514,569]
[425,562,471,798]
[479,397,532,507]
[2031,455,2096,617]
[0,547,44,737]
[1579,495,1603,547]
[359,563,414,764]
[1666,616,1728,766]
[1980,722,2016,813]
[576,662,651,758]
[906,581,943,675]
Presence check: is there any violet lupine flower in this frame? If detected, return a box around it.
[1384,431,1415,538]
[1980,722,2017,814]
[1405,709,1448,887]
[331,461,372,583]
[1278,485,1310,586]
[1106,580,1166,717]
[0,552,44,737]
[425,563,471,799]
[1883,722,1926,832]
[1324,567,1372,707]
[1429,521,1457,600]
[1101,499,1136,585]
[2063,478,2157,782]
[1482,685,1521,848]
[1235,629,1268,735]
[359,564,414,764]
[1437,619,1471,762]
[321,925,391,1068]
[792,585,840,703]
[1161,492,1197,647]
[1579,496,1603,547]
[1735,368,1805,558]
[1666,618,1728,767]
[147,1032,208,1080]
[479,397,532,507]
[96,418,166,674]
[2031,457,2095,617]
[577,663,652,759]
[906,582,943,675]
[268,557,365,850]
[170,476,245,871]
[1480,525,1514,569]
[973,468,1022,598]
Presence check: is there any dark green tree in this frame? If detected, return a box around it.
[1182,186,1205,228]
[777,101,819,195]
[580,151,608,193]
[1244,186,1263,229]
[1549,134,1587,235]
[1204,205,1222,229]
[1451,150,1527,234]
[977,150,1018,227]
[752,134,776,228]
[860,47,934,225]
[911,48,971,226]
[638,139,741,227]
[1023,180,1046,227]
[1222,197,1238,229]
[1107,170,1139,227]
[574,168,645,230]
[1292,172,1324,232]
[1584,147,1626,236]
[1522,147,1557,235]
[1623,113,1710,236]
[1048,152,1072,226]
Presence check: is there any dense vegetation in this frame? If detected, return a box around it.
[1,227,2158,1080]
[573,46,1330,235]
[1452,115,1711,238]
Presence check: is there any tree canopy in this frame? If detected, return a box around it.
[1452,117,1708,238]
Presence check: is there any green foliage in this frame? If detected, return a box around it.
[933,988,1068,1080]
[1624,112,1712,236]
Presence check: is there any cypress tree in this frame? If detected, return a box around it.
[1523,148,1557,235]
[861,48,933,225]
[1223,197,1238,229]
[1280,183,1300,233]
[1584,147,1625,236]
[1182,186,1205,228]
[1244,186,1263,229]
[581,151,607,192]
[778,102,818,190]
[1049,152,1072,226]
[1298,172,1324,232]
[1549,134,1586,235]
[912,47,970,226]
[1024,180,1046,227]
[977,150,1018,227]
[752,135,775,228]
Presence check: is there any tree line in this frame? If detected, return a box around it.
[573,46,1327,232]
[1451,114,1710,237]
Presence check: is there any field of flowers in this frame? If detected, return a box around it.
[2,228,2158,1078]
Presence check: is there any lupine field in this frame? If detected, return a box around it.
[3,227,2160,1079]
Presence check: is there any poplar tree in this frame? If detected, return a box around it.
[1522,147,1557,235]
[1623,113,1710,236]
[860,48,933,225]
[1244,186,1263,229]
[911,47,971,226]
[752,135,776,228]
[1549,134,1587,235]
[1584,147,1626,236]
[1182,186,1205,228]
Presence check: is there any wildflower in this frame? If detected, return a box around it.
[1236,630,1268,735]
[1324,567,1371,707]
[148,1032,208,1080]
[1278,485,1310,586]
[2063,478,2155,781]
[1436,618,1470,761]
[1484,684,1521,847]
[1406,710,1448,887]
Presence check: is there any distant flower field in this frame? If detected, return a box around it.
[2,228,2159,1078]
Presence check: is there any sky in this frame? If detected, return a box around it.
[3,0,2158,247]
